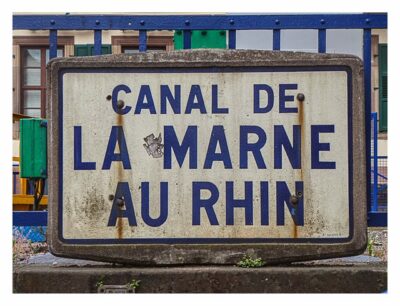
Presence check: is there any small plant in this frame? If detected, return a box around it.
[96,275,105,288]
[127,279,141,290]
[237,255,265,268]
[368,239,375,256]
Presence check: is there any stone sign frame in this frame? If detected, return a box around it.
[47,50,366,265]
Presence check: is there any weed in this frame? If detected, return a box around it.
[237,255,265,268]
[96,275,105,288]
[128,279,141,290]
[368,239,375,256]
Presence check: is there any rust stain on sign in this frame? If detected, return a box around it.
[295,93,305,238]
[117,113,124,239]
[297,93,305,183]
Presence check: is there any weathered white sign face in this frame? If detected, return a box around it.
[59,66,351,242]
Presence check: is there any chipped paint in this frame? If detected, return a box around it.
[143,133,164,158]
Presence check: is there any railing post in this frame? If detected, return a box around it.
[94,29,102,55]
[363,28,372,213]
[228,30,236,49]
[139,30,147,52]
[273,29,281,50]
[49,29,58,59]
[183,30,191,49]
[318,29,326,53]
[372,113,379,212]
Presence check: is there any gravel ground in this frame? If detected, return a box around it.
[365,227,388,261]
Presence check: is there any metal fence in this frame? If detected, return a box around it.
[370,113,388,226]
[12,13,388,229]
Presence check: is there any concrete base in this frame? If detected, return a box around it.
[13,254,387,293]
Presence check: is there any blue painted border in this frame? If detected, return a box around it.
[58,65,353,244]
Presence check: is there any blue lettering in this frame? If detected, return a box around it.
[311,125,336,169]
[279,84,298,113]
[226,181,253,225]
[161,85,181,114]
[254,84,274,113]
[192,182,219,225]
[204,126,232,169]
[274,125,301,169]
[185,85,207,114]
[141,182,168,227]
[107,182,136,226]
[164,125,197,169]
[260,182,269,225]
[135,85,156,114]
[102,126,131,170]
[112,84,132,115]
[74,126,96,170]
[276,181,304,226]
[240,125,267,169]
[211,85,229,114]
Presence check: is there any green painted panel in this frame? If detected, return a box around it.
[174,30,227,50]
[74,45,89,56]
[74,44,112,56]
[20,118,47,178]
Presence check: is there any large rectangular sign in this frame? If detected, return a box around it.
[48,50,366,264]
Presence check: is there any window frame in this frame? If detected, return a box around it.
[111,35,174,53]
[14,36,74,118]
[20,47,61,118]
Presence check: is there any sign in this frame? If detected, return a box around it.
[48,50,366,264]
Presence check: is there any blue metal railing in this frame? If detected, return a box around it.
[369,113,387,226]
[12,13,388,228]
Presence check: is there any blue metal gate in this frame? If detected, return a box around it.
[12,13,388,231]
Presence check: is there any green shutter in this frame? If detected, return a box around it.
[20,118,47,179]
[74,45,89,56]
[74,44,112,56]
[174,30,227,50]
[378,44,387,132]
[89,45,112,55]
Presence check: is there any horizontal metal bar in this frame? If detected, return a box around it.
[13,14,387,30]
[13,211,47,226]
[367,212,387,227]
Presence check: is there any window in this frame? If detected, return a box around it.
[122,46,166,53]
[20,47,63,118]
[111,35,174,53]
[378,44,387,132]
